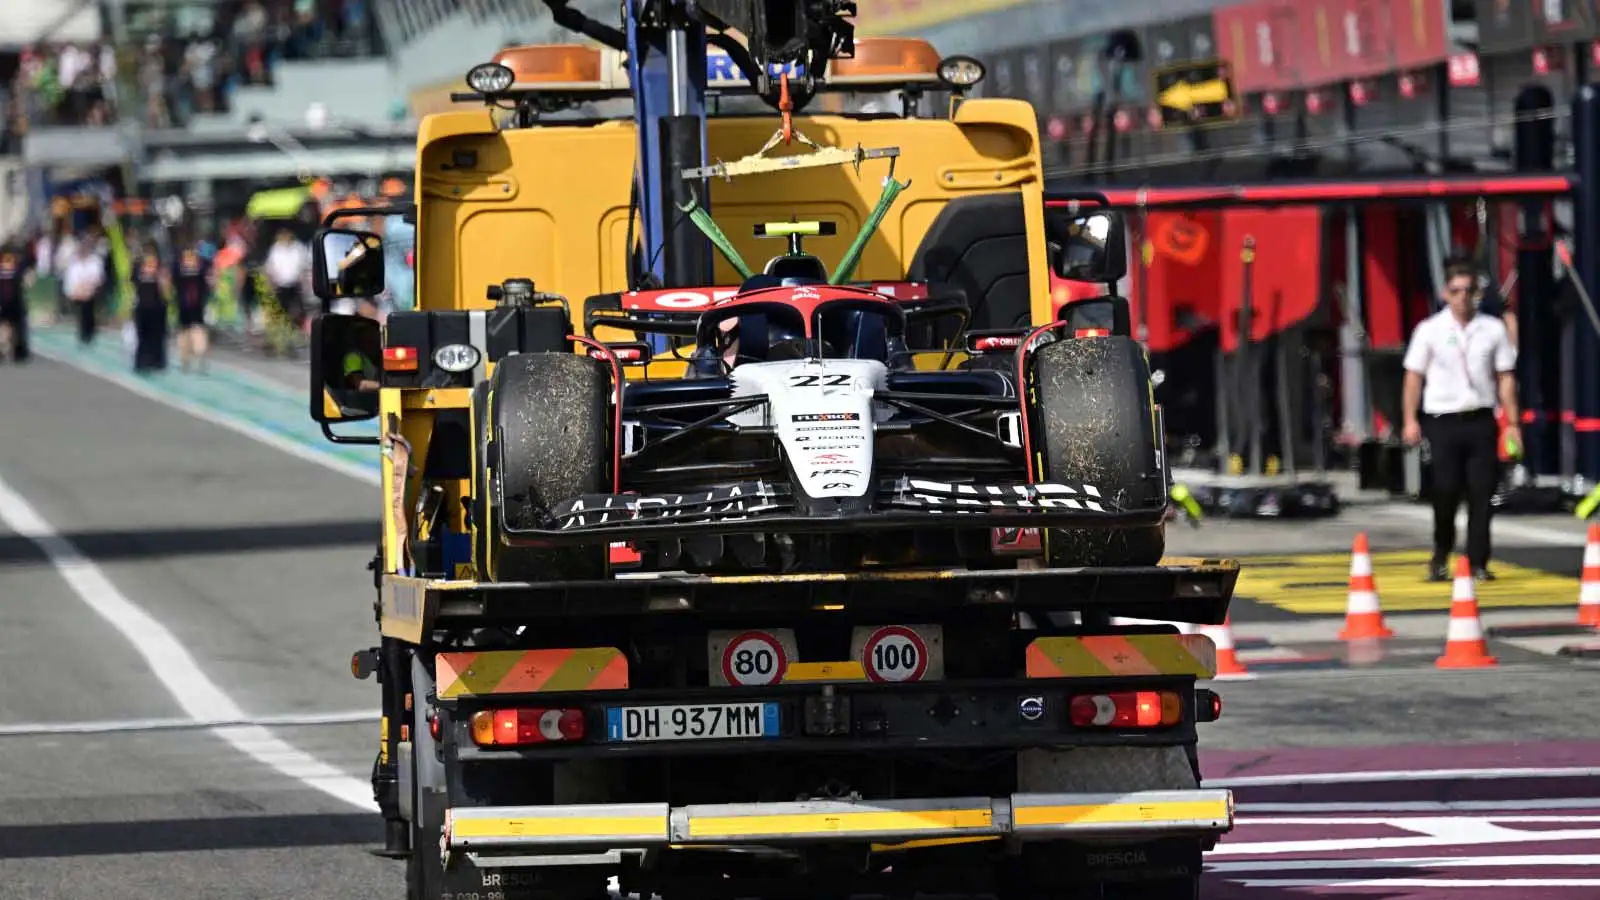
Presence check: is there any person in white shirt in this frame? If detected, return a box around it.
[1402,256,1519,583]
[263,228,311,327]
[62,239,106,346]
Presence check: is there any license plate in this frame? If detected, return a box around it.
[605,702,779,742]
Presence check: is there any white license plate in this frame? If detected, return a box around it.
[605,702,779,742]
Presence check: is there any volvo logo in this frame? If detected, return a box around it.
[1019,696,1045,722]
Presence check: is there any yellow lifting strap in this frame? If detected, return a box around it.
[682,142,900,182]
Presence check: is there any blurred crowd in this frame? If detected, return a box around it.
[2,0,382,136]
[0,189,413,369]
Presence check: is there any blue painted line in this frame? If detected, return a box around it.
[30,328,381,475]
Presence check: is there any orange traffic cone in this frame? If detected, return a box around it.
[1338,532,1394,640]
[1202,616,1252,679]
[1578,524,1600,628]
[1436,556,1498,669]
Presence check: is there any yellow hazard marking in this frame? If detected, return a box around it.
[451,815,667,839]
[782,661,867,682]
[687,808,994,839]
[437,648,629,698]
[1026,635,1217,679]
[1013,798,1229,828]
[1236,550,1579,614]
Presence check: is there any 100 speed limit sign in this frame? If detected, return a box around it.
[861,625,929,682]
[720,631,788,686]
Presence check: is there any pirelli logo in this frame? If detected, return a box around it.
[437,648,630,699]
[1025,634,1217,679]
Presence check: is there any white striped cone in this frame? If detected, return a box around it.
[1200,617,1252,679]
[1339,532,1393,639]
[1437,557,1497,668]
[1578,524,1600,627]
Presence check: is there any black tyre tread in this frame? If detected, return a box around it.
[1031,336,1165,567]
[485,352,609,582]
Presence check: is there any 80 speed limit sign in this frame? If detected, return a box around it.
[720,631,788,686]
[860,625,929,682]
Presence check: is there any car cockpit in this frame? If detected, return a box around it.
[693,221,910,376]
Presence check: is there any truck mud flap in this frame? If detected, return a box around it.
[443,790,1232,860]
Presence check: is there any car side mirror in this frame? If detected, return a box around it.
[312,227,385,301]
[1045,209,1128,284]
[310,313,382,424]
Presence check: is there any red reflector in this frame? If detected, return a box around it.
[1074,328,1110,338]
[472,708,585,746]
[428,712,441,742]
[991,526,1042,554]
[974,336,1022,351]
[1069,691,1181,728]
[383,346,419,371]
[609,542,642,566]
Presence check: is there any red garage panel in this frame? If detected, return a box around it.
[1217,208,1323,352]
[1137,211,1224,354]
[1362,206,1404,349]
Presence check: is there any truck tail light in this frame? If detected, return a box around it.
[383,346,419,371]
[1069,691,1182,728]
[470,708,586,746]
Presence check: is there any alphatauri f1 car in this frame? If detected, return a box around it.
[475,215,1169,581]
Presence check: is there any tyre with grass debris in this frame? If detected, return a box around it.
[1029,335,1166,567]
[475,352,610,582]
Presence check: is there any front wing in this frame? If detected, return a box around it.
[500,478,1165,544]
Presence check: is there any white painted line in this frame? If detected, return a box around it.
[1208,820,1600,856]
[0,709,377,736]
[1238,798,1600,813]
[1239,815,1600,825]
[1210,765,1600,787]
[28,344,379,486]
[1376,503,1588,546]
[1211,853,1600,873]
[1231,879,1600,888]
[0,473,377,812]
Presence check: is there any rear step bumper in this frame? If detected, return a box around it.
[445,789,1233,856]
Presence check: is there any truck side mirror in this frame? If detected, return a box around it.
[310,313,382,423]
[1045,209,1128,284]
[313,227,386,301]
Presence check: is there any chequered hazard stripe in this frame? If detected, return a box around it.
[1025,634,1217,679]
[437,648,630,699]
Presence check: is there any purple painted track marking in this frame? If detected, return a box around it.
[1200,746,1600,895]
[1202,741,1600,780]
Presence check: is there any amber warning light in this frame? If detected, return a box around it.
[470,39,953,93]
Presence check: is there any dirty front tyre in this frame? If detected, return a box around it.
[479,352,609,582]
[1030,335,1166,567]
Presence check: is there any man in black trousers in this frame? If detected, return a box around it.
[1402,256,1520,582]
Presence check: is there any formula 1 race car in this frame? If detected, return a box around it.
[472,213,1169,582]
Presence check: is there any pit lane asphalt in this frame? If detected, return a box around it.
[2,343,1598,900]
[0,353,397,899]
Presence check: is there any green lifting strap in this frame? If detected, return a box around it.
[678,196,755,280]
[830,176,908,285]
